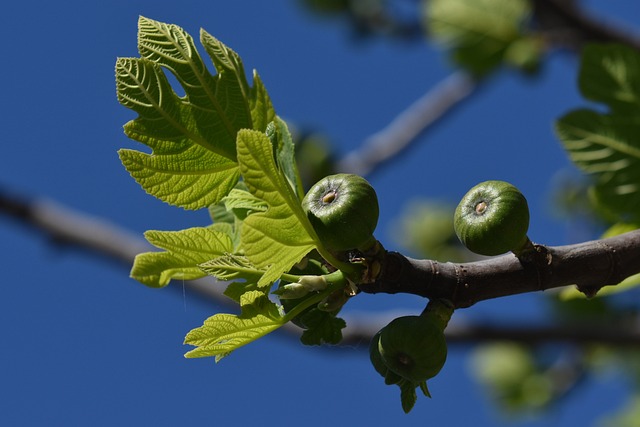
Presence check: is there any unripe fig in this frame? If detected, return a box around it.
[302,174,379,251]
[378,315,447,383]
[454,180,530,256]
[369,331,403,385]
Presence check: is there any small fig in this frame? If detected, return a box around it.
[454,180,530,256]
[302,174,379,251]
[369,331,403,385]
[378,315,447,383]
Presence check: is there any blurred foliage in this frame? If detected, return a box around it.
[391,199,475,262]
[470,343,555,414]
[425,0,543,76]
[297,0,423,40]
[599,395,640,427]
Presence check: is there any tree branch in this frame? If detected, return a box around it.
[3,187,640,350]
[361,233,640,308]
[336,71,476,176]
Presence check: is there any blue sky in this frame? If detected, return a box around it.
[1,1,637,425]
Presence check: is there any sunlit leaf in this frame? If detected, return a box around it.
[116,56,240,209]
[184,290,284,360]
[266,117,304,199]
[222,188,268,220]
[199,254,264,283]
[137,16,251,160]
[131,227,234,287]
[236,129,318,286]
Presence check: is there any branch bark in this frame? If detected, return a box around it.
[360,232,640,308]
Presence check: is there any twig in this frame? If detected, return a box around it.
[336,71,476,177]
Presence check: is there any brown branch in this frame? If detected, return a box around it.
[361,232,640,308]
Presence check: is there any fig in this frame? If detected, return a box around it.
[302,174,379,251]
[378,315,447,383]
[454,180,530,256]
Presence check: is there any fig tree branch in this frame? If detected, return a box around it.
[3,187,640,349]
[360,232,640,308]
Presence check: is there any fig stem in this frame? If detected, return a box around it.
[511,235,536,258]
[421,299,454,331]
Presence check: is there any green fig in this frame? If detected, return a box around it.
[302,174,379,252]
[454,180,531,256]
[378,315,448,384]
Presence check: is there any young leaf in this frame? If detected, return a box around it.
[236,129,318,286]
[199,254,264,283]
[183,290,284,360]
[222,188,268,220]
[117,18,277,209]
[116,56,241,209]
[298,309,346,346]
[267,117,305,199]
[131,227,233,287]
[137,16,251,161]
[250,71,276,132]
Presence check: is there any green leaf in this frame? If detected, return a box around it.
[250,71,276,132]
[236,129,318,286]
[556,44,640,222]
[131,227,234,287]
[555,109,640,221]
[117,18,277,209]
[115,56,240,210]
[266,117,305,199]
[298,309,346,346]
[579,44,640,115]
[199,254,265,283]
[222,188,268,220]
[426,0,531,76]
[184,290,284,360]
[223,281,259,304]
[137,16,251,160]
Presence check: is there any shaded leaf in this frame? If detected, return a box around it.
[298,309,346,346]
[556,110,640,221]
[579,44,640,115]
